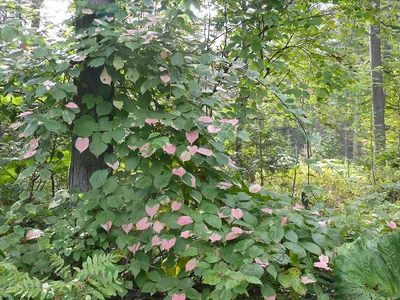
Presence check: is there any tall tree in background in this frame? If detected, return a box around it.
[68,0,113,192]
[369,0,386,153]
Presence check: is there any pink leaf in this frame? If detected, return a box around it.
[106,161,119,170]
[160,75,170,83]
[387,221,397,229]
[145,118,158,125]
[151,235,161,246]
[301,276,316,284]
[312,211,320,216]
[26,229,44,240]
[9,121,23,129]
[146,204,160,218]
[136,217,152,230]
[172,167,186,177]
[189,174,196,187]
[231,208,243,220]
[228,157,236,168]
[187,145,198,155]
[231,227,243,234]
[73,56,86,62]
[255,258,269,268]
[171,201,182,211]
[161,238,176,251]
[198,147,213,156]
[160,49,168,59]
[65,102,78,109]
[23,150,36,159]
[101,221,112,233]
[207,125,221,133]
[29,138,39,151]
[185,258,198,272]
[198,116,213,123]
[265,297,276,300]
[280,217,288,227]
[362,219,372,224]
[172,294,186,300]
[121,223,133,234]
[128,241,140,255]
[319,254,329,264]
[220,118,239,126]
[318,221,327,227]
[180,230,192,239]
[225,232,238,241]
[153,221,165,233]
[218,212,228,219]
[17,111,33,117]
[82,8,94,14]
[162,143,176,155]
[261,208,273,215]
[100,67,111,85]
[185,130,199,144]
[75,137,89,153]
[313,261,331,271]
[209,233,222,242]
[220,93,231,100]
[217,182,232,190]
[249,184,262,193]
[176,216,193,226]
[314,254,331,271]
[128,145,137,151]
[293,203,305,211]
[140,143,151,151]
[180,151,191,162]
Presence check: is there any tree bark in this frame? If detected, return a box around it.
[369,0,386,153]
[69,0,113,192]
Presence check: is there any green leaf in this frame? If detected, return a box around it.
[285,230,298,242]
[96,102,113,116]
[153,173,172,190]
[90,133,108,157]
[269,225,284,243]
[204,214,222,229]
[107,195,124,208]
[171,52,184,66]
[201,184,219,201]
[301,241,321,255]
[51,87,67,100]
[136,176,152,189]
[113,56,124,70]
[44,119,62,132]
[156,277,179,292]
[90,169,109,189]
[127,68,139,83]
[234,239,255,253]
[245,275,262,285]
[283,242,307,258]
[103,176,118,195]
[1,25,18,42]
[240,263,264,279]
[251,37,262,53]
[261,283,276,298]
[126,156,140,171]
[148,270,163,282]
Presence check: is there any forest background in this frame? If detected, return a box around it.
[1,0,400,299]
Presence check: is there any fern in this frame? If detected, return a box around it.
[0,253,124,299]
[334,230,400,299]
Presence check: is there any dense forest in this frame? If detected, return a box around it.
[0,0,400,299]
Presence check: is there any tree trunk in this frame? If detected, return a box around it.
[69,0,113,192]
[369,0,386,153]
